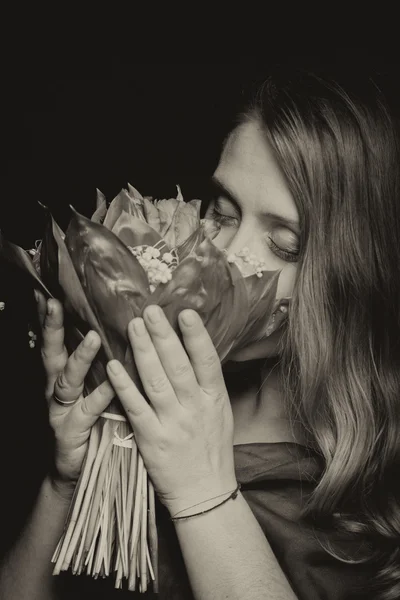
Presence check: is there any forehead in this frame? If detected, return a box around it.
[215,119,298,222]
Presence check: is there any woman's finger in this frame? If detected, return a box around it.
[132,305,197,406]
[106,360,161,436]
[53,330,101,403]
[178,309,225,393]
[126,315,178,413]
[34,289,47,327]
[74,379,116,431]
[41,299,68,396]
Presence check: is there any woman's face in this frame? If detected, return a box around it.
[205,118,300,361]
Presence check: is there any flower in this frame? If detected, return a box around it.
[0,182,288,380]
[0,182,290,591]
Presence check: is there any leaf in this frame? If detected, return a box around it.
[176,226,206,262]
[0,230,53,298]
[65,210,150,362]
[45,212,115,361]
[91,189,107,223]
[233,270,283,351]
[39,209,65,300]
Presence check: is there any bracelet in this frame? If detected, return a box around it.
[170,483,242,522]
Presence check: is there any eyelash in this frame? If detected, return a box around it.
[210,207,299,263]
[210,207,239,227]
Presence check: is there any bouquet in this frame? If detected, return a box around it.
[0,183,289,592]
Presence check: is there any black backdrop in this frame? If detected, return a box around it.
[4,53,400,246]
[2,54,400,561]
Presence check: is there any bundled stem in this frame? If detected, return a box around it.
[52,414,158,592]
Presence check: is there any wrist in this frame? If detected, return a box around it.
[45,474,76,503]
[165,478,239,518]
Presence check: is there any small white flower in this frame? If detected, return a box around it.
[163,252,173,264]
[150,247,161,258]
[158,262,170,272]
[0,302,5,311]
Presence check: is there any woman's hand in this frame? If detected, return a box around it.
[106,305,237,516]
[35,292,115,489]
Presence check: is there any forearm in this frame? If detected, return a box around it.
[174,492,298,600]
[0,475,74,600]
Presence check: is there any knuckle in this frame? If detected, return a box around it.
[156,434,171,453]
[147,375,170,395]
[80,396,94,418]
[126,406,146,420]
[214,390,226,403]
[173,361,192,379]
[199,351,219,370]
[41,346,67,373]
[55,372,71,392]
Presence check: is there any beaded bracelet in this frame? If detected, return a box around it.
[170,483,242,522]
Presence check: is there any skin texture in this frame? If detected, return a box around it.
[206,119,299,361]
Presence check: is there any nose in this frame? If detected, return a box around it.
[223,222,267,266]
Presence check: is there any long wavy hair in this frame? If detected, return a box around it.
[243,66,400,598]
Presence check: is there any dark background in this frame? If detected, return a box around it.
[4,52,400,247]
[1,53,400,560]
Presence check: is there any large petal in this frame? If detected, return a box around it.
[154,198,180,239]
[102,189,144,231]
[173,198,202,247]
[160,190,202,248]
[41,212,115,361]
[111,210,168,251]
[142,197,161,233]
[65,210,150,364]
[144,238,249,360]
[177,220,221,262]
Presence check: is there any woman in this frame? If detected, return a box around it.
[1,65,399,599]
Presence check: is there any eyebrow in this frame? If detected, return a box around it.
[210,175,300,233]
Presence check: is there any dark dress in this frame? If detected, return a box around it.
[53,442,370,600]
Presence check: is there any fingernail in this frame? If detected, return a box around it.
[145,305,162,324]
[131,318,146,336]
[108,360,122,375]
[180,310,196,326]
[84,331,97,347]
